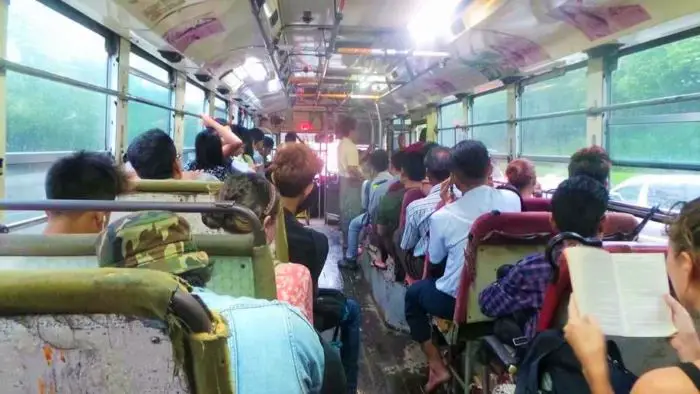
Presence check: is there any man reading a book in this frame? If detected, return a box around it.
[478,175,609,339]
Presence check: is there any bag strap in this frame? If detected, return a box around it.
[678,362,700,389]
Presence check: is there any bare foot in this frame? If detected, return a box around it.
[424,366,451,393]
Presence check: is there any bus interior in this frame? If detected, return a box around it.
[2,0,700,393]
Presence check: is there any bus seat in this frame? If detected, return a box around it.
[115,180,222,234]
[0,233,277,300]
[453,212,556,326]
[536,242,670,375]
[0,269,232,394]
[602,212,640,241]
[523,198,551,212]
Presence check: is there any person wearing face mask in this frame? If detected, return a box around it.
[43,151,129,235]
[269,142,362,394]
[565,197,700,393]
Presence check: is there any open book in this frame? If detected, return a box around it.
[565,246,675,337]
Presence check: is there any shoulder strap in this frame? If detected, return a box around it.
[678,362,700,389]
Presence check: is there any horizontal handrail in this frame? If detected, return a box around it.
[0,200,266,246]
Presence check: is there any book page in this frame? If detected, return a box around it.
[566,246,626,336]
[614,253,675,337]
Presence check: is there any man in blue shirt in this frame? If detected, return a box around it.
[404,140,521,392]
[96,210,326,394]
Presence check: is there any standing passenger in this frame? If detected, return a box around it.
[337,116,365,249]
[404,140,522,392]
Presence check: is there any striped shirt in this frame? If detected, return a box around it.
[400,184,461,257]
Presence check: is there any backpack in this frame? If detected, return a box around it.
[515,330,637,394]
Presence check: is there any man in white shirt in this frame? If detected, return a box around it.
[404,140,522,392]
[337,116,365,249]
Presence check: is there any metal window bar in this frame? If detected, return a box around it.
[0,200,266,245]
[0,59,199,117]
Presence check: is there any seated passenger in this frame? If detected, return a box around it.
[339,149,390,270]
[401,145,460,258]
[478,175,608,339]
[44,151,128,235]
[203,172,313,321]
[404,140,522,392]
[184,129,235,181]
[96,211,325,394]
[566,197,700,393]
[285,132,299,144]
[376,151,426,246]
[368,150,403,222]
[505,158,537,198]
[269,142,362,394]
[231,126,255,173]
[262,136,275,168]
[127,127,223,181]
[568,145,611,186]
[250,127,266,172]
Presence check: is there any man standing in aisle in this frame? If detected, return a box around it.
[337,116,365,251]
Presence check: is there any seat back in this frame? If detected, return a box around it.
[454,212,556,324]
[116,180,222,234]
[536,242,669,375]
[603,212,640,241]
[523,197,551,212]
[0,233,277,300]
[0,269,232,394]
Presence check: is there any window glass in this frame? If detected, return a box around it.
[130,53,169,83]
[526,161,568,195]
[471,91,508,154]
[521,68,587,156]
[610,184,642,204]
[128,74,172,142]
[231,103,239,125]
[7,0,107,86]
[184,82,205,147]
[439,101,464,129]
[438,129,456,148]
[215,97,227,110]
[609,36,700,164]
[215,108,228,122]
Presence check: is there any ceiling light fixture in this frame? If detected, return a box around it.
[243,57,268,81]
[222,72,244,91]
[408,0,460,44]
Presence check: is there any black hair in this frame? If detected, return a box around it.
[450,140,490,180]
[235,126,255,157]
[126,129,177,179]
[263,136,275,149]
[337,116,357,138]
[285,133,298,143]
[552,175,609,237]
[46,151,127,202]
[421,142,439,157]
[177,265,214,288]
[390,151,405,172]
[250,128,265,143]
[424,145,451,183]
[369,150,389,173]
[401,151,427,182]
[568,146,611,185]
[192,129,226,170]
[419,128,427,142]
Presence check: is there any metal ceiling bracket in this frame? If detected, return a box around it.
[315,5,343,105]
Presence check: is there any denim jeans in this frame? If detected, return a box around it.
[345,213,366,260]
[404,279,456,343]
[341,298,362,394]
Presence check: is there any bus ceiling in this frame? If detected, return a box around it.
[45,0,700,117]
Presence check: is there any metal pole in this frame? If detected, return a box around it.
[0,200,266,246]
[249,0,285,100]
[375,101,383,149]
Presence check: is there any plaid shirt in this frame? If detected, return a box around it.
[478,253,551,339]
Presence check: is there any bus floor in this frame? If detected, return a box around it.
[312,219,438,394]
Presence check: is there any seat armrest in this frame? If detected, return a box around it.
[481,335,518,368]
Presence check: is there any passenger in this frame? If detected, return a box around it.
[269,142,362,394]
[239,127,257,169]
[376,151,426,240]
[96,211,325,394]
[568,145,611,186]
[505,158,537,198]
[285,132,299,144]
[404,140,521,392]
[339,149,390,270]
[250,127,266,172]
[337,116,365,250]
[184,128,234,181]
[565,197,700,393]
[369,151,404,221]
[202,172,312,320]
[400,145,460,258]
[478,175,608,339]
[262,135,275,167]
[127,128,223,181]
[230,125,255,173]
[43,151,128,235]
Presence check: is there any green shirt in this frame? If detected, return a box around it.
[376,187,406,231]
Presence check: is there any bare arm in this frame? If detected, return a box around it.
[201,114,243,157]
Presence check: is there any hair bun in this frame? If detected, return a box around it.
[201,212,226,230]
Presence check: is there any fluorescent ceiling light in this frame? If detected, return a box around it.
[408,0,460,44]
[267,79,282,92]
[233,66,248,80]
[349,94,377,100]
[244,57,268,81]
[262,3,273,18]
[222,72,244,91]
